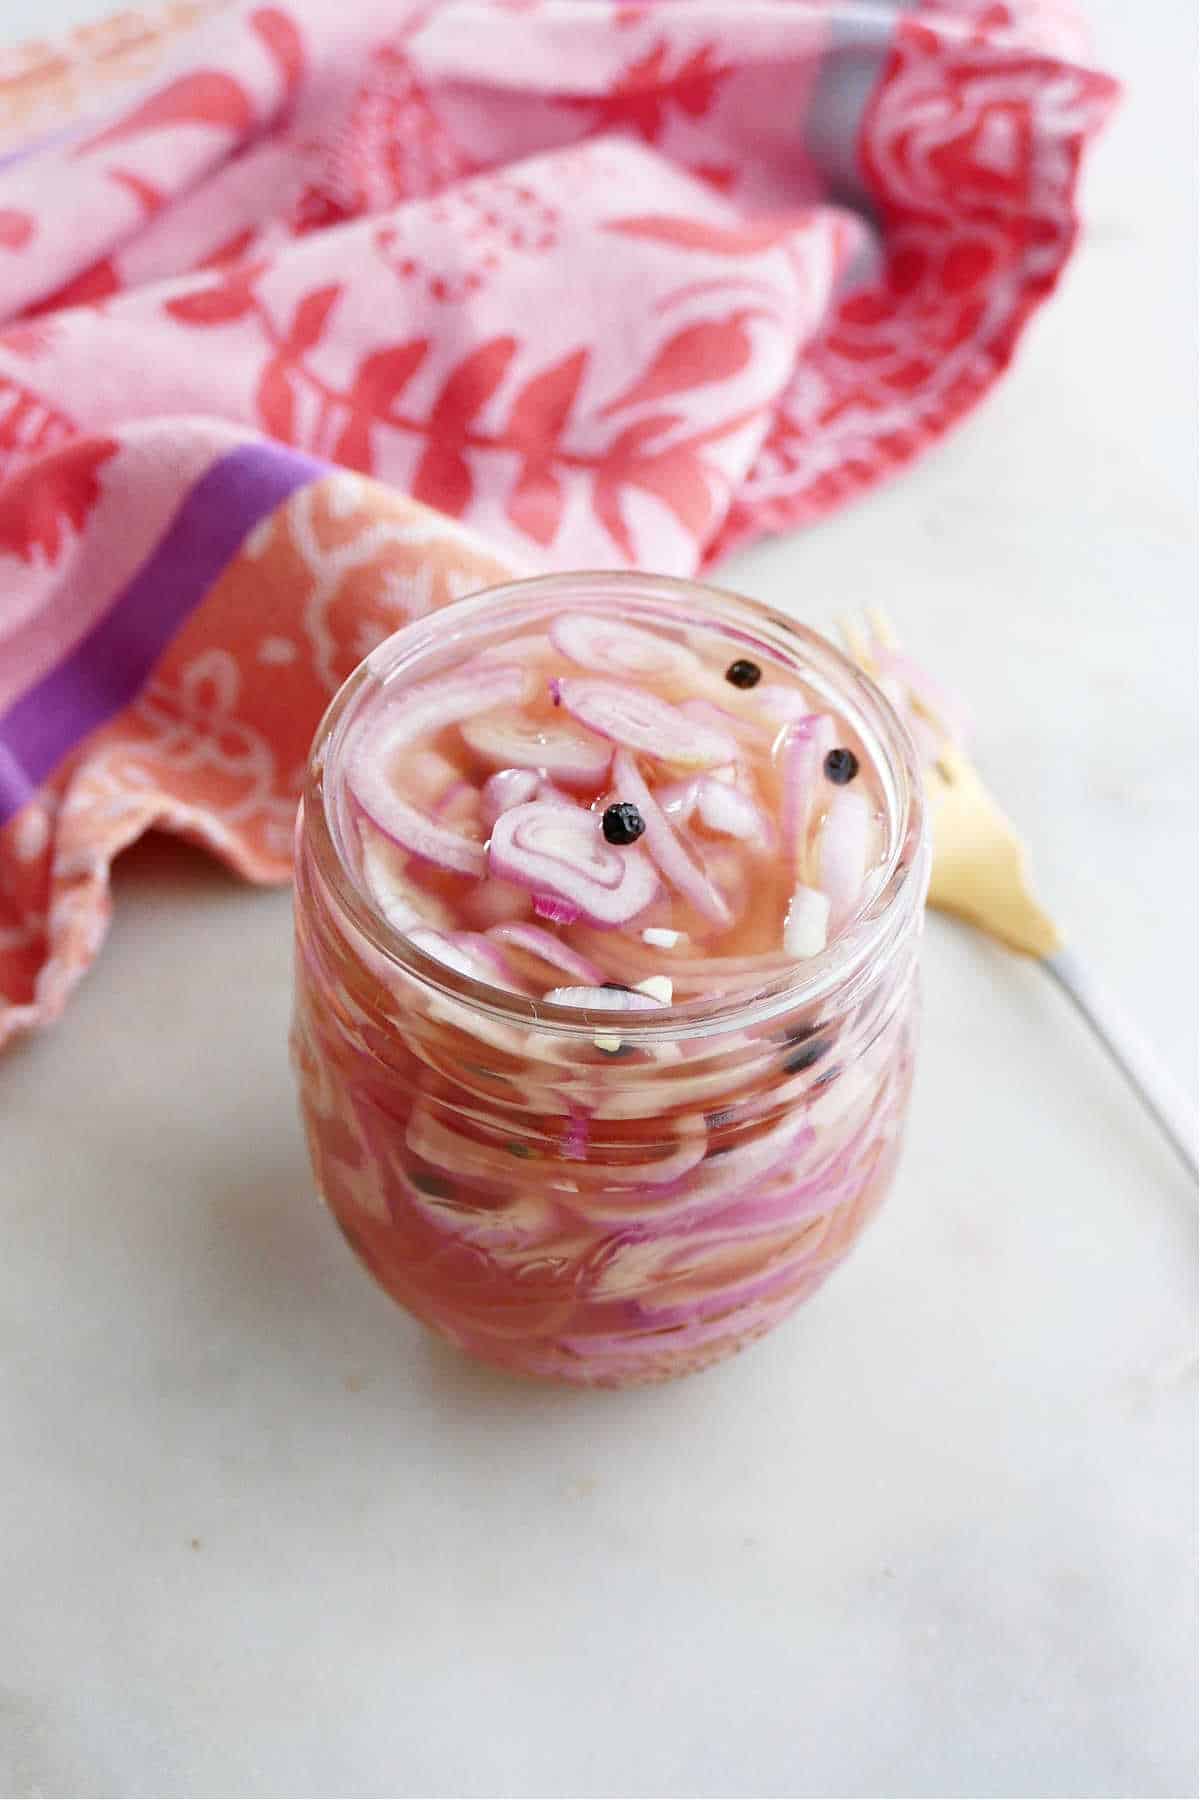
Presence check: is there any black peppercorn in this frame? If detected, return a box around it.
[725,658,761,689]
[824,747,859,785]
[783,1036,833,1075]
[602,802,645,845]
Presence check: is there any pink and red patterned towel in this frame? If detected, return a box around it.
[0,0,1116,1047]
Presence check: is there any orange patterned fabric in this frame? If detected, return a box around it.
[0,449,515,1044]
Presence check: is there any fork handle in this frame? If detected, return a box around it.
[1043,948,1198,1181]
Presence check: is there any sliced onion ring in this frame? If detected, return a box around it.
[612,750,730,927]
[348,665,529,875]
[817,787,872,928]
[680,697,767,749]
[407,927,520,991]
[489,924,604,986]
[558,678,737,770]
[464,878,532,928]
[358,823,453,933]
[480,767,539,828]
[488,798,658,927]
[756,684,818,725]
[461,706,612,789]
[779,712,835,871]
[694,777,771,846]
[542,985,664,1012]
[550,613,703,683]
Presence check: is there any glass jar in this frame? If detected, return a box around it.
[291,573,928,1387]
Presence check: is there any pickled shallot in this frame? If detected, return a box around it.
[337,609,883,995]
[292,575,926,1387]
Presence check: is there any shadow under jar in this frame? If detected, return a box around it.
[291,573,928,1387]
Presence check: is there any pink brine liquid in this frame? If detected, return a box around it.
[292,575,927,1385]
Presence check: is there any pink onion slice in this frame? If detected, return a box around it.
[356,789,484,877]
[480,767,540,829]
[655,777,699,824]
[406,1105,534,1189]
[407,927,521,992]
[542,985,664,1012]
[532,893,580,925]
[550,613,702,683]
[432,779,479,826]
[679,697,767,749]
[558,678,737,770]
[566,1118,710,1218]
[488,798,658,927]
[461,706,612,789]
[816,787,872,928]
[489,924,604,986]
[348,664,529,876]
[535,780,579,809]
[358,824,453,933]
[448,931,523,985]
[779,712,835,870]
[612,750,731,927]
[755,684,818,725]
[463,878,533,928]
[408,749,463,804]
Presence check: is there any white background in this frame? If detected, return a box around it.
[3,2,1196,1796]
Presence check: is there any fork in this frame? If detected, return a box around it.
[840,609,1197,1181]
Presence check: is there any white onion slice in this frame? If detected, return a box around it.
[558,679,736,770]
[542,985,664,1011]
[816,787,872,927]
[783,884,830,958]
[462,706,612,789]
[694,777,771,846]
[612,751,731,927]
[488,798,658,927]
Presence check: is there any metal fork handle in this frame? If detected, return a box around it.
[1043,948,1198,1182]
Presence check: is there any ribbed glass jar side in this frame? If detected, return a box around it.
[291,573,928,1386]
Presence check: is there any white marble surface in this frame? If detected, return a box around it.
[3,3,1197,1796]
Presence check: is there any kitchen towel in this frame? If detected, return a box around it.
[0,0,1116,1046]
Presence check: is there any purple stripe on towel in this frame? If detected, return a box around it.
[0,441,323,826]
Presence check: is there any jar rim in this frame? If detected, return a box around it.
[301,571,928,1042]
